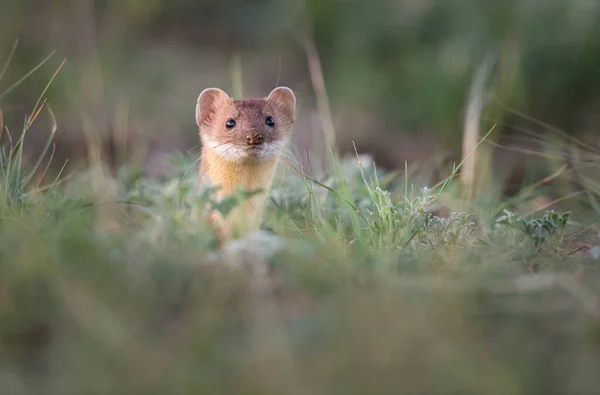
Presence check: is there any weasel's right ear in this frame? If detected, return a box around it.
[196,88,229,128]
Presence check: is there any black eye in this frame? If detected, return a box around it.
[226,119,236,129]
[265,116,275,127]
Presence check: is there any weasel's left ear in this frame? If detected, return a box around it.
[267,87,296,121]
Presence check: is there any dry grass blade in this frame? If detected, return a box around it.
[296,11,337,167]
[0,38,19,85]
[0,50,56,101]
[485,139,567,161]
[435,123,497,202]
[461,53,494,200]
[230,52,243,98]
[495,100,600,155]
[27,99,47,129]
[281,156,366,219]
[525,191,584,215]
[35,143,56,189]
[23,105,58,187]
[27,58,67,129]
[530,163,568,189]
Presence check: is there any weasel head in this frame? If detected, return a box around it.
[196,87,296,164]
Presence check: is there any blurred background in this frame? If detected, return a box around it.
[3,4,600,393]
[2,0,600,193]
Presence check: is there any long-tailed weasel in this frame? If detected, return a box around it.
[195,86,296,241]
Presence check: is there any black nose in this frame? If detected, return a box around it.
[247,133,264,146]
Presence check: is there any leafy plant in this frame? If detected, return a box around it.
[492,209,571,250]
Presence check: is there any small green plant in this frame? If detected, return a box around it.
[365,186,478,250]
[492,209,571,250]
[424,211,478,248]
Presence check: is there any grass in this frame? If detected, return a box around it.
[1,47,600,395]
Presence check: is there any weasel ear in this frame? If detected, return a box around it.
[267,87,296,121]
[196,88,229,128]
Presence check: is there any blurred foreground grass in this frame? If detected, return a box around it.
[1,49,600,395]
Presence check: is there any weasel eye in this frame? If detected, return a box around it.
[225,119,236,129]
[265,116,275,127]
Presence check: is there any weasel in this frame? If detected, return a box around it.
[195,86,296,241]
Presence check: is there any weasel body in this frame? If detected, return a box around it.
[195,87,296,240]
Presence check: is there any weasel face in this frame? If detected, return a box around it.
[196,87,296,163]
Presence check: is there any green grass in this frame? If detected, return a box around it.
[1,48,600,395]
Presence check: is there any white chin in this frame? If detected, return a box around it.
[255,141,285,160]
[202,136,284,162]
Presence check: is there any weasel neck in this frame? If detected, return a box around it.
[200,146,279,197]
[199,145,280,240]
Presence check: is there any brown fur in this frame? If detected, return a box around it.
[196,87,296,241]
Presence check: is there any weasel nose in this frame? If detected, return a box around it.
[247,133,264,146]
